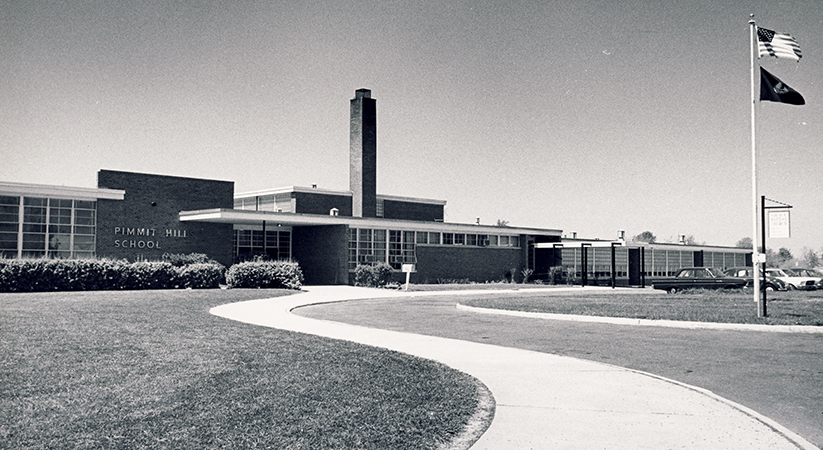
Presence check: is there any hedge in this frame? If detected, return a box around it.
[225,261,303,290]
[353,263,394,288]
[0,258,227,292]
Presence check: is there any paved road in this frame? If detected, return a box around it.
[295,291,823,448]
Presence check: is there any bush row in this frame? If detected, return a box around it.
[0,257,304,292]
[0,259,224,292]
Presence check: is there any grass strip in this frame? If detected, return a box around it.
[0,289,479,449]
[460,289,823,326]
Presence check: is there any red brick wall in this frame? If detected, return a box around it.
[96,170,234,266]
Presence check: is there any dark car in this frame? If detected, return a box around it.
[652,267,748,294]
[722,267,787,291]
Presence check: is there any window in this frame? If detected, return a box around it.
[349,228,413,270]
[0,197,97,259]
[443,233,454,245]
[258,195,276,212]
[232,228,291,262]
[428,232,440,244]
[0,195,19,258]
[466,234,477,246]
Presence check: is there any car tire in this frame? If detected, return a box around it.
[765,285,775,292]
[667,287,678,294]
[787,284,796,291]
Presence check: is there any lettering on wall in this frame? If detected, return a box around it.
[112,226,190,249]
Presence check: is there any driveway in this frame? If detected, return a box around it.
[295,287,823,448]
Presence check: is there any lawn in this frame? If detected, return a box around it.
[459,288,823,326]
[0,289,480,449]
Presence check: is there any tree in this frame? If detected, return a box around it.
[800,247,820,268]
[777,248,793,266]
[735,237,753,249]
[765,248,778,268]
[633,231,656,243]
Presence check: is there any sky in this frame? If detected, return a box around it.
[2,1,822,256]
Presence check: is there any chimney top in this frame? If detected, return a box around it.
[355,88,371,99]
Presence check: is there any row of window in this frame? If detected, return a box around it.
[557,247,748,278]
[348,228,522,270]
[234,194,295,213]
[232,229,291,261]
[0,196,97,259]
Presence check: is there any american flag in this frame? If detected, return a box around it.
[757,27,802,61]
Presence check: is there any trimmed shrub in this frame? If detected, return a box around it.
[354,263,394,288]
[176,263,224,289]
[162,252,217,267]
[0,259,128,292]
[120,261,177,290]
[225,261,303,290]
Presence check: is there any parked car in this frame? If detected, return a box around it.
[765,268,818,290]
[652,267,748,294]
[784,268,822,290]
[722,267,787,291]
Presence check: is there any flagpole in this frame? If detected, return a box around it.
[749,15,765,316]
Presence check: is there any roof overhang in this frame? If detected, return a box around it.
[234,186,447,206]
[180,208,561,236]
[0,181,125,201]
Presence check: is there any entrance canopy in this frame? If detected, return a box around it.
[180,208,563,237]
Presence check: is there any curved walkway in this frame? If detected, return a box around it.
[211,286,818,449]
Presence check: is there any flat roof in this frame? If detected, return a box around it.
[180,208,561,236]
[0,181,125,201]
[543,238,751,252]
[234,186,447,206]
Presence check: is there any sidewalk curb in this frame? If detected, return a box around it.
[456,303,823,333]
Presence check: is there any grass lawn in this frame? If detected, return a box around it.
[0,289,480,449]
[459,288,823,326]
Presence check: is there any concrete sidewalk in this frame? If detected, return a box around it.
[210,286,818,449]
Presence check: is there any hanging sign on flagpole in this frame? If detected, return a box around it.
[768,210,791,238]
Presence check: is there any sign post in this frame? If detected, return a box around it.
[760,196,793,317]
[401,264,415,291]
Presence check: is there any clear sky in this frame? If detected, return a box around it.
[2,1,821,256]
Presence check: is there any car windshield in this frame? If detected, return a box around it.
[706,268,726,278]
[725,268,751,277]
[768,269,788,277]
[793,269,823,277]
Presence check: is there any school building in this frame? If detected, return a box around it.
[0,89,750,285]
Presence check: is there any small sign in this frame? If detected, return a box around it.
[768,210,791,238]
[401,264,415,273]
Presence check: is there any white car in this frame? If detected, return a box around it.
[785,268,822,289]
[765,268,818,290]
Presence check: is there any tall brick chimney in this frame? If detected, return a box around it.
[350,88,376,218]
